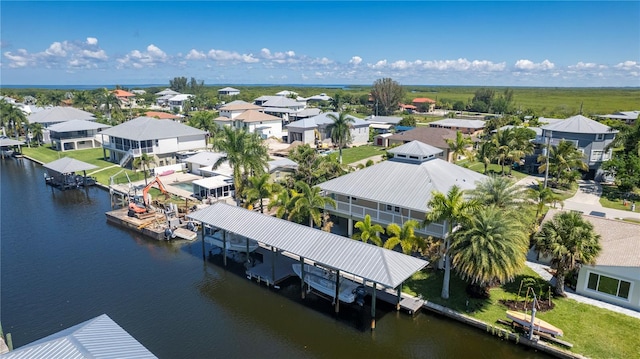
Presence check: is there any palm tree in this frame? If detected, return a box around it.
[352,214,384,246]
[243,173,273,213]
[326,112,355,164]
[492,128,513,175]
[470,174,525,209]
[188,111,215,134]
[535,211,601,296]
[1,103,28,139]
[29,122,44,146]
[97,88,121,122]
[268,184,295,219]
[73,90,95,111]
[475,140,496,174]
[424,185,480,299]
[450,206,529,293]
[537,140,588,185]
[212,127,268,205]
[132,153,156,186]
[289,181,336,227]
[506,127,535,175]
[384,220,420,254]
[446,131,473,164]
[528,181,559,218]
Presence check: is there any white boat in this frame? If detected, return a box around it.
[506,310,564,337]
[292,263,363,304]
[204,231,259,252]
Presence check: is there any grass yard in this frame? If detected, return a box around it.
[403,268,640,359]
[341,145,386,164]
[21,146,146,185]
[599,184,640,212]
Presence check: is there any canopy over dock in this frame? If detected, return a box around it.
[43,157,98,189]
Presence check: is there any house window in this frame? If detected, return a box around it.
[595,133,605,141]
[386,205,400,213]
[587,272,631,299]
[590,150,604,162]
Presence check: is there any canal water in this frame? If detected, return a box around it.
[1,157,551,358]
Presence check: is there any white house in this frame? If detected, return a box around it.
[99,116,207,168]
[232,110,283,139]
[317,140,487,237]
[48,120,111,152]
[286,112,370,146]
[218,100,263,120]
[27,106,96,143]
[218,87,241,96]
[254,95,306,123]
[168,94,194,112]
[543,209,640,311]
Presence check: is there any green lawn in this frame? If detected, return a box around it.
[341,145,386,164]
[599,184,640,212]
[404,268,640,359]
[21,146,146,185]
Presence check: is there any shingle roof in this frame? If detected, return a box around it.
[187,203,428,288]
[27,106,95,124]
[541,115,614,134]
[386,126,458,148]
[98,117,206,141]
[48,119,111,132]
[3,314,157,359]
[318,153,487,212]
[43,157,98,174]
[145,111,181,120]
[113,89,136,97]
[219,100,262,111]
[543,209,640,267]
[235,110,281,123]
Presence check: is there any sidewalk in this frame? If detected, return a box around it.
[561,180,640,220]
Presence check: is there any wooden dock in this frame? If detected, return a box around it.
[372,286,425,315]
[105,208,172,241]
[245,247,297,287]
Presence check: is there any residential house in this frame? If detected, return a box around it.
[268,157,298,182]
[218,87,241,96]
[168,94,194,112]
[317,140,487,238]
[232,110,283,139]
[275,90,298,97]
[145,111,182,120]
[113,89,136,107]
[305,93,332,104]
[286,112,370,146]
[365,115,402,134]
[48,120,112,152]
[218,100,263,120]
[27,106,96,143]
[99,116,207,168]
[155,88,181,107]
[400,103,418,113]
[429,118,485,136]
[254,95,306,123]
[527,115,617,180]
[411,98,436,112]
[596,110,639,125]
[542,209,640,311]
[383,126,459,162]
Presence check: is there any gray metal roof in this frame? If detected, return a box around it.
[0,137,25,146]
[98,117,206,141]
[287,112,368,129]
[218,87,240,92]
[48,119,111,132]
[318,156,486,213]
[187,203,428,288]
[3,314,157,359]
[43,157,98,174]
[27,106,95,124]
[364,115,403,125]
[541,115,615,134]
[429,118,486,129]
[388,140,443,158]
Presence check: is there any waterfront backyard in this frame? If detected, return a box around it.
[15,145,640,358]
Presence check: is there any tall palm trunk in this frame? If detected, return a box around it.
[441,236,452,299]
[554,271,566,297]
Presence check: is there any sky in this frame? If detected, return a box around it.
[1,1,639,87]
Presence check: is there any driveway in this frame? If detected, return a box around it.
[562,180,640,220]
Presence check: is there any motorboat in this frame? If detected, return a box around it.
[506,310,564,337]
[292,263,365,305]
[204,230,259,252]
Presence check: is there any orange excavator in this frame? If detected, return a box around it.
[128,176,170,215]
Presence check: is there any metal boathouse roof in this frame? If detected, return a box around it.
[188,202,428,288]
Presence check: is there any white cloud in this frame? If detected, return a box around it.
[205,49,258,63]
[514,59,555,71]
[185,49,207,60]
[349,56,362,65]
[44,42,67,57]
[3,49,31,68]
[2,37,108,69]
[569,61,597,70]
[117,44,168,68]
[614,60,639,71]
[86,37,98,46]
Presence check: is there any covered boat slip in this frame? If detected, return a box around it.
[43,157,98,190]
[188,202,429,329]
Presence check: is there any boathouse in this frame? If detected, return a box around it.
[43,157,98,189]
[188,202,429,329]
